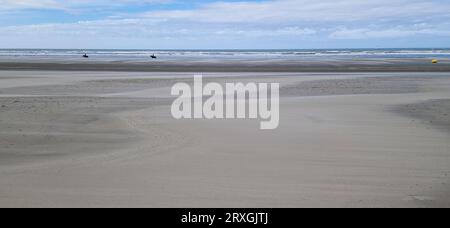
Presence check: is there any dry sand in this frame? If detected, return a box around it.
[0,71,449,208]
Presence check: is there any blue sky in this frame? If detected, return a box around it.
[0,0,449,49]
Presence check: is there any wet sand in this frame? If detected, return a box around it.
[394,99,450,134]
[0,58,450,72]
[0,70,450,207]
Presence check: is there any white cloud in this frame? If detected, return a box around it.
[330,26,450,39]
[0,0,171,11]
[2,0,449,22]
[214,27,316,37]
[0,0,449,48]
[0,0,64,10]
[0,18,317,40]
[141,0,450,23]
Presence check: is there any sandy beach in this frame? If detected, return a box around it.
[0,69,450,208]
[1,58,450,72]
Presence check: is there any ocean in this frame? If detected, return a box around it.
[0,49,449,61]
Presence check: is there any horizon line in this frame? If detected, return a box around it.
[1,47,450,51]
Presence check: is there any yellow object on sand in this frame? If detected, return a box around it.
[432,59,438,64]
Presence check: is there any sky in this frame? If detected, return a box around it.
[0,0,449,49]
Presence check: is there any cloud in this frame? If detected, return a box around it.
[0,18,316,40]
[0,0,65,10]
[0,0,172,11]
[214,27,317,37]
[0,0,449,48]
[141,0,450,23]
[330,24,450,39]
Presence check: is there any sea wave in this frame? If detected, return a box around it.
[0,49,449,60]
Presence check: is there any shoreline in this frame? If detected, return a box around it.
[1,59,450,72]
